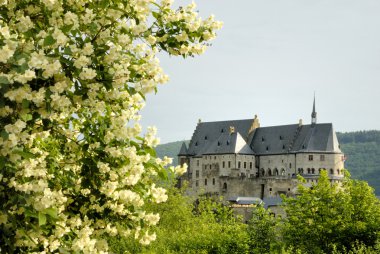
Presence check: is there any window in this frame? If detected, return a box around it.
[195,142,198,146]
[204,165,207,170]
[330,168,334,175]
[307,168,311,174]
[262,137,265,142]
[196,170,199,178]
[223,182,227,190]
[289,163,292,168]
[275,168,279,175]
[226,140,230,145]
[282,145,285,149]
[279,135,283,140]
[228,161,231,168]
[337,169,340,175]
[197,160,199,166]
[222,161,225,168]
[266,146,269,151]
[212,178,215,185]
[217,141,220,146]
[209,165,212,169]
[221,128,224,133]
[320,155,325,161]
[204,136,207,140]
[312,168,315,174]
[214,156,216,160]
[269,188,272,191]
[238,162,241,168]
[195,180,199,187]
[268,169,272,176]
[244,162,247,169]
[204,179,207,186]
[250,162,252,169]
[309,155,313,161]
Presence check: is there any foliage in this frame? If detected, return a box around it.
[282,170,380,253]
[0,0,222,252]
[109,184,250,253]
[247,206,281,253]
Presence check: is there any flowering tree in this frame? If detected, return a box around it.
[0,0,222,252]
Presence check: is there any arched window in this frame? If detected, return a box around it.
[337,169,340,175]
[223,182,227,190]
[268,169,272,176]
[275,168,279,176]
[281,168,286,175]
[311,168,315,174]
[204,179,207,186]
[261,168,265,176]
[330,168,334,175]
[318,168,321,174]
[307,168,311,174]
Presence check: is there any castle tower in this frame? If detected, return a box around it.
[311,94,317,126]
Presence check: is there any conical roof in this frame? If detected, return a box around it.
[178,142,189,156]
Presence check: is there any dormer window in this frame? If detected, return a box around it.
[204,136,208,140]
[195,142,198,146]
[217,141,220,146]
[282,145,285,149]
[262,137,265,142]
[221,128,224,133]
[279,135,283,140]
[266,146,269,151]
[302,144,305,149]
[226,140,230,145]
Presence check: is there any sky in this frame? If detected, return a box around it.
[140,0,380,144]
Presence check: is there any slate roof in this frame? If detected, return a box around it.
[186,118,342,156]
[228,196,263,205]
[251,124,299,154]
[178,142,188,156]
[187,119,253,156]
[263,196,283,209]
[251,123,341,155]
[203,132,254,155]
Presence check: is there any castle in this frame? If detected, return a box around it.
[177,98,345,200]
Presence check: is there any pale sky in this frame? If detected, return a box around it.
[141,0,380,143]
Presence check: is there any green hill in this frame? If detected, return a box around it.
[156,131,380,195]
[337,131,380,195]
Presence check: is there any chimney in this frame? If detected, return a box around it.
[229,126,235,134]
[248,114,260,135]
[299,119,303,126]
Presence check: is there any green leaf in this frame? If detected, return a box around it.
[152,11,160,19]
[38,212,47,226]
[20,114,33,122]
[0,76,10,85]
[22,99,30,109]
[61,24,74,33]
[1,130,8,140]
[44,35,56,46]
[44,207,58,219]
[0,156,5,169]
[14,149,35,159]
